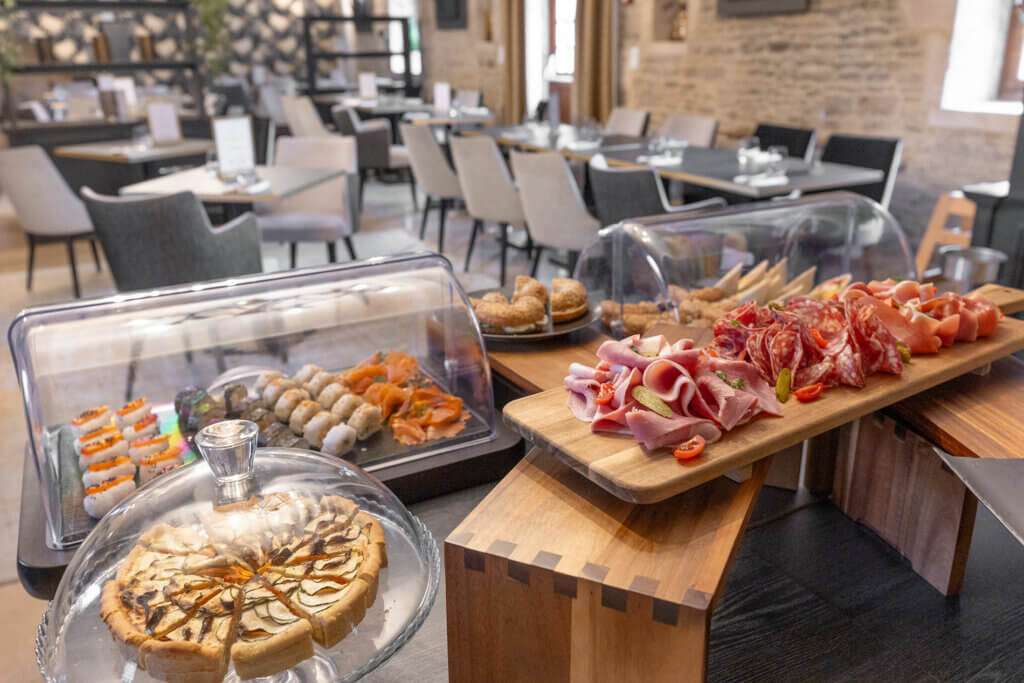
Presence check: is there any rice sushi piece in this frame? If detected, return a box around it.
[74,424,120,456]
[82,455,136,488]
[330,394,364,422]
[128,434,171,464]
[79,434,129,470]
[122,413,159,442]
[255,371,284,393]
[274,388,311,421]
[321,423,357,457]
[138,448,183,484]
[115,398,152,430]
[304,371,338,399]
[293,364,323,384]
[303,411,338,449]
[83,474,136,519]
[289,400,321,435]
[262,378,298,406]
[71,405,111,436]
[348,403,383,441]
[317,383,347,411]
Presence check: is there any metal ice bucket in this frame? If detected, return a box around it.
[940,246,1007,291]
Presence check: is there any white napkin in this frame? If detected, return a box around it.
[566,140,600,151]
[637,154,679,167]
[734,173,788,187]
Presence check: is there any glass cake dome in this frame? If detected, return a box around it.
[36,420,440,683]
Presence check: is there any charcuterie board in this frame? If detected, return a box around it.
[503,316,1024,504]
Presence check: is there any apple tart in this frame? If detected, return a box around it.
[100,492,387,681]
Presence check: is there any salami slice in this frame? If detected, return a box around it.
[767,324,803,381]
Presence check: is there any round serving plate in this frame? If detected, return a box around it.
[36,449,441,683]
[468,287,601,343]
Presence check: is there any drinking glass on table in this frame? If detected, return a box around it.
[767,145,788,176]
[737,136,760,172]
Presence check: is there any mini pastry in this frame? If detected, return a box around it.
[82,455,136,488]
[71,405,111,435]
[317,383,347,411]
[303,411,339,449]
[116,398,151,430]
[289,400,322,435]
[348,403,383,441]
[83,474,135,519]
[263,378,298,406]
[74,424,120,456]
[122,413,159,442]
[255,371,284,394]
[330,393,364,422]
[321,423,357,457]
[274,388,311,421]
[128,434,170,464]
[550,278,589,323]
[79,434,129,470]
[304,371,338,399]
[293,363,323,384]
[138,447,182,484]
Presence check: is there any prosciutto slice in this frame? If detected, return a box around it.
[624,410,721,450]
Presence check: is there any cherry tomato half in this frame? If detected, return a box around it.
[595,383,615,405]
[794,383,824,402]
[673,434,706,461]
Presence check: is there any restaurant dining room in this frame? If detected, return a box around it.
[3,0,1024,680]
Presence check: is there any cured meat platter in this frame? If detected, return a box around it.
[503,313,1024,504]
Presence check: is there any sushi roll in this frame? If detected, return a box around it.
[330,394,364,422]
[322,423,357,457]
[128,434,170,464]
[293,364,323,384]
[79,434,129,470]
[74,424,120,456]
[71,405,111,436]
[116,398,151,430]
[83,474,136,519]
[123,413,159,442]
[138,448,183,485]
[303,411,338,449]
[304,371,338,399]
[348,403,383,441]
[317,383,347,411]
[274,388,311,421]
[82,455,136,488]
[288,400,321,435]
[262,378,298,407]
[254,371,284,394]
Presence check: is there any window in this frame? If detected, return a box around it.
[998,4,1024,101]
[941,0,1023,115]
[552,0,576,76]
[387,0,422,76]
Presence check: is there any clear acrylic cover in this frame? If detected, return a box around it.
[36,425,441,682]
[575,192,914,336]
[8,253,495,549]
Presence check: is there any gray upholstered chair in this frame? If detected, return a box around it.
[0,145,101,299]
[587,155,726,227]
[604,107,650,137]
[657,113,719,148]
[400,122,463,253]
[332,105,415,209]
[257,135,360,268]
[280,95,331,137]
[451,134,528,286]
[81,188,262,291]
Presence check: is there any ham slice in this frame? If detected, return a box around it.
[592,400,637,434]
[596,335,668,370]
[693,367,760,430]
[624,410,721,450]
[706,358,783,416]
[642,359,697,410]
[565,375,600,422]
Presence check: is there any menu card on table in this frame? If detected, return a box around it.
[433,82,451,113]
[146,102,182,145]
[358,72,378,100]
[213,116,256,181]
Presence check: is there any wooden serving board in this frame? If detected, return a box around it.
[504,317,1024,504]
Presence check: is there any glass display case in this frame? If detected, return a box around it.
[9,253,496,550]
[575,192,914,336]
[36,419,440,682]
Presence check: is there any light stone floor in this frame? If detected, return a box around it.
[0,179,561,682]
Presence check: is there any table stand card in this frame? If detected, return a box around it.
[147,102,182,146]
[213,115,256,182]
[434,82,451,113]
[358,72,378,100]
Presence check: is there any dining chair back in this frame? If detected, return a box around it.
[657,113,718,147]
[754,123,817,162]
[0,145,99,297]
[281,95,330,137]
[604,107,650,137]
[821,133,902,208]
[915,191,975,279]
[333,106,390,169]
[81,188,262,291]
[454,89,482,108]
[258,135,360,267]
[511,151,601,274]
[400,123,463,253]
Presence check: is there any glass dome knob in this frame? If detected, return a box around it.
[195,419,259,503]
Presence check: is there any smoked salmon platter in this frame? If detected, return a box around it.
[503,280,1024,503]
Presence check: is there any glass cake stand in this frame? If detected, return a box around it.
[35,420,441,682]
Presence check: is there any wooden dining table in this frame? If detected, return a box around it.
[53,138,214,180]
[446,285,1024,682]
[473,123,883,200]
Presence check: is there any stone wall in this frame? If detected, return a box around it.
[618,0,1019,235]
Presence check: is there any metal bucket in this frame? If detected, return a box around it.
[940,246,1007,290]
